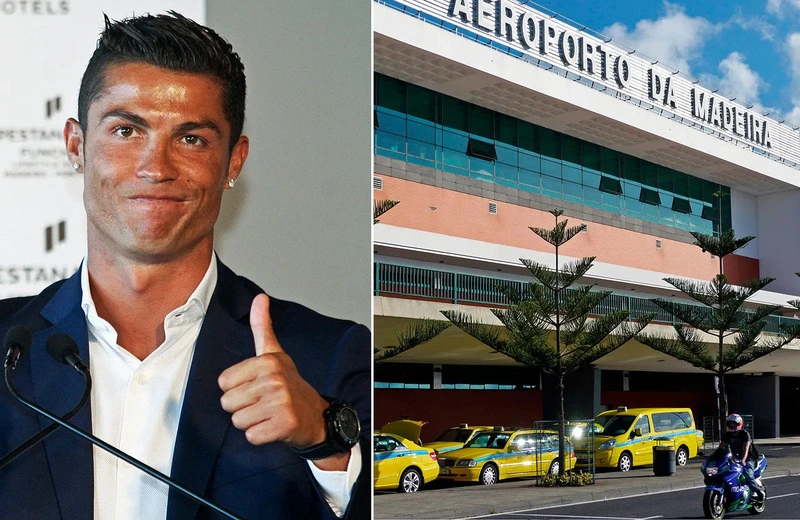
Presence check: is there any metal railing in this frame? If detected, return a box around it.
[374,261,800,332]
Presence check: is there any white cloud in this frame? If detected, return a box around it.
[766,0,800,17]
[787,33,800,125]
[602,2,716,75]
[717,52,765,106]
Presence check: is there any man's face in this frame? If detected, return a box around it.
[66,62,248,264]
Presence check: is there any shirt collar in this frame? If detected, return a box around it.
[80,253,219,327]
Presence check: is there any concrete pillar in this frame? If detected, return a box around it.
[727,373,779,438]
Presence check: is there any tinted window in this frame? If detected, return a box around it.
[653,412,692,432]
[601,415,636,436]
[634,415,651,434]
[466,432,510,449]
[435,429,472,443]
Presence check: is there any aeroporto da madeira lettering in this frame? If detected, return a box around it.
[449,0,774,149]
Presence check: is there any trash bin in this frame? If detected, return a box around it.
[652,438,676,476]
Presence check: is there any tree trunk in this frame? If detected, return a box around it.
[558,369,565,476]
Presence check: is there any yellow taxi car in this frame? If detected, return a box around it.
[374,431,440,493]
[573,407,703,471]
[436,427,576,485]
[424,424,493,455]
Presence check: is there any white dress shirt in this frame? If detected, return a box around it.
[80,255,359,519]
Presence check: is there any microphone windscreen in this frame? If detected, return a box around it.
[3,325,32,354]
[46,333,79,365]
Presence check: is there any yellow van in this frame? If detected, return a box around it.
[573,407,704,471]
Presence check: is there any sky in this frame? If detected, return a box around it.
[527,0,800,126]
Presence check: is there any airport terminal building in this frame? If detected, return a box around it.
[372,0,800,439]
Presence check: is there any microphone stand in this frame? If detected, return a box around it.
[0,368,90,469]
[4,365,245,520]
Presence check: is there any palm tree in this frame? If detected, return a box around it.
[637,229,799,436]
[441,209,653,475]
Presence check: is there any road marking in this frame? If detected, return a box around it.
[500,514,662,520]
[769,492,799,499]
[455,476,799,520]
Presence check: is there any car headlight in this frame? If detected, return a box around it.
[571,427,583,439]
[598,439,616,450]
[456,459,477,467]
[705,467,718,476]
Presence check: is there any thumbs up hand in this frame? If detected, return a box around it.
[218,294,330,451]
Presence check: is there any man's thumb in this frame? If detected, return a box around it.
[250,293,282,356]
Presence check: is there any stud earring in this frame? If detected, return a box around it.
[228,178,236,188]
[72,163,80,172]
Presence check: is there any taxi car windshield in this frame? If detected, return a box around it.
[435,429,472,443]
[464,432,510,449]
[601,415,636,436]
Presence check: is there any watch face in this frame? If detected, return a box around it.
[337,406,361,443]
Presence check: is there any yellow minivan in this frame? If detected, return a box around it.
[573,407,704,471]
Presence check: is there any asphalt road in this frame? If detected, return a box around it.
[463,475,800,519]
[374,444,800,519]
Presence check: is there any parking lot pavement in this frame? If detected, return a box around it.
[373,440,800,520]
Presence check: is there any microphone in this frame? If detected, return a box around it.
[0,330,91,470]
[4,325,32,371]
[4,332,245,520]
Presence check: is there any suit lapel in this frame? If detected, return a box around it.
[167,261,256,520]
[34,271,94,520]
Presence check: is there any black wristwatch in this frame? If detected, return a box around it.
[291,397,361,460]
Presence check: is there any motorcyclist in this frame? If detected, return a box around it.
[718,413,763,501]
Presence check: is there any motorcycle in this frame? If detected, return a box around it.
[700,449,767,519]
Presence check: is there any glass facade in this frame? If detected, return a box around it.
[374,73,732,235]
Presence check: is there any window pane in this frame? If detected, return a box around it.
[541,158,561,178]
[601,148,619,176]
[407,83,435,121]
[562,135,581,167]
[467,138,497,160]
[375,73,405,112]
[407,138,435,162]
[582,142,601,171]
[407,119,434,143]
[495,113,517,146]
[563,164,581,183]
[496,163,518,183]
[469,156,495,178]
[621,155,640,182]
[442,96,469,131]
[518,121,539,152]
[657,167,673,191]
[442,148,468,169]
[563,180,582,201]
[519,169,540,189]
[642,162,658,187]
[599,176,623,195]
[519,150,540,172]
[469,104,494,139]
[377,110,406,136]
[442,130,468,151]
[496,144,518,165]
[542,175,561,196]
[673,172,689,197]
[540,127,560,159]
[375,130,405,153]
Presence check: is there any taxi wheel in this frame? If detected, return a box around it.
[617,452,633,472]
[676,446,689,466]
[399,468,422,493]
[548,459,560,475]
[479,463,498,485]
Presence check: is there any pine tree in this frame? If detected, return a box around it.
[637,229,799,435]
[374,319,451,362]
[374,199,399,224]
[441,209,653,476]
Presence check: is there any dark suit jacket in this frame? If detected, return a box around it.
[0,260,371,519]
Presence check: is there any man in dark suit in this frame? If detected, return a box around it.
[0,12,370,520]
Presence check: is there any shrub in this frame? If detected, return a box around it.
[537,471,594,487]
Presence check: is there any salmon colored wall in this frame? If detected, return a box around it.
[375,177,759,284]
[374,389,544,442]
[374,389,717,440]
